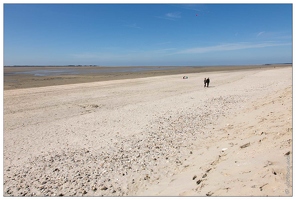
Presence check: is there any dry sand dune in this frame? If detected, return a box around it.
[3,66,292,196]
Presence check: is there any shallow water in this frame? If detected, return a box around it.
[10,66,180,77]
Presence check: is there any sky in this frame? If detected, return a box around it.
[3,2,293,66]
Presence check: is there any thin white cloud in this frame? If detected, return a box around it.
[176,4,209,16]
[71,42,291,62]
[174,42,291,54]
[156,12,182,21]
[257,31,265,37]
[255,31,291,40]
[120,19,141,29]
[166,12,181,18]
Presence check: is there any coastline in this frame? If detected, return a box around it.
[3,64,289,90]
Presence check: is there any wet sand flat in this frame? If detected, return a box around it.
[3,65,286,90]
[3,65,292,196]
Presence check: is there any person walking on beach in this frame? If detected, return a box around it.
[206,77,210,87]
[204,78,207,87]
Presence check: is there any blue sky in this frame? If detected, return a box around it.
[3,3,292,66]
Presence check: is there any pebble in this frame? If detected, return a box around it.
[240,142,250,149]
[101,186,108,191]
[4,95,246,197]
[92,186,97,191]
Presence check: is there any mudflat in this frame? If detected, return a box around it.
[3,65,286,90]
[3,65,292,196]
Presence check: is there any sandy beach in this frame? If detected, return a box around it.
[3,65,292,196]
